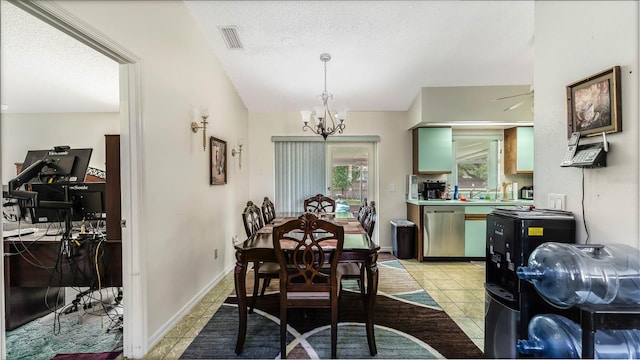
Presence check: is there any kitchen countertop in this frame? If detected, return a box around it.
[406,199,534,206]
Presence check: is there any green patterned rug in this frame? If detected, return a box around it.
[5,293,123,360]
[181,260,483,359]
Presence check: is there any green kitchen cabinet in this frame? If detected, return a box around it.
[464,205,517,257]
[464,220,486,257]
[504,126,534,174]
[412,127,453,174]
[464,206,491,257]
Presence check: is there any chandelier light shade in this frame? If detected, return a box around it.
[301,53,346,140]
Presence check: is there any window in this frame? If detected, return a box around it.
[273,137,378,214]
[455,140,489,188]
[451,136,500,193]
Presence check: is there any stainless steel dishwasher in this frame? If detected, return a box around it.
[423,206,465,257]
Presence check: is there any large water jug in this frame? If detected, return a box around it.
[516,243,640,308]
[516,314,640,359]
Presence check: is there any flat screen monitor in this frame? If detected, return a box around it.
[29,183,106,224]
[21,148,93,184]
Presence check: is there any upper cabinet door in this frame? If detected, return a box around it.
[413,127,453,174]
[504,127,534,174]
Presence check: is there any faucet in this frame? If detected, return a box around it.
[470,185,478,199]
[470,187,489,199]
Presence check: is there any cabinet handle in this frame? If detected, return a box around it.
[465,214,487,221]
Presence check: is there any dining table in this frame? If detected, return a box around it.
[233,211,380,355]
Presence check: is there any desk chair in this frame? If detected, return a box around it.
[241,201,279,313]
[261,197,276,224]
[273,212,344,359]
[304,193,336,213]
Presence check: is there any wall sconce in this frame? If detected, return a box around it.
[231,138,244,170]
[191,106,209,151]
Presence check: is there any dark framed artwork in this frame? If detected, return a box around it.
[210,136,227,185]
[566,65,621,138]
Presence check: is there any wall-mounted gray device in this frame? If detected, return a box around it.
[560,132,608,168]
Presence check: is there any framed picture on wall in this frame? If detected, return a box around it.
[566,65,622,138]
[210,136,227,185]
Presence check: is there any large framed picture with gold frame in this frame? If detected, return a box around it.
[210,136,227,185]
[566,65,621,138]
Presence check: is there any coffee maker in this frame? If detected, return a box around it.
[422,181,446,200]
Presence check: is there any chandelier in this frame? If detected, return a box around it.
[300,53,346,140]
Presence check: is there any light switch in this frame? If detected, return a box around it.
[548,193,566,210]
[388,183,396,192]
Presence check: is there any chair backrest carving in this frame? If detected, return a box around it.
[303,193,336,213]
[242,201,264,238]
[362,201,377,238]
[273,212,344,293]
[357,198,370,225]
[262,197,276,224]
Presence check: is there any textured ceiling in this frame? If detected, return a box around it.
[0,1,120,114]
[184,0,535,112]
[0,1,534,115]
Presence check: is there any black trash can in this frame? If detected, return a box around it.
[391,220,416,259]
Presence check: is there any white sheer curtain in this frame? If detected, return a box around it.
[275,141,326,214]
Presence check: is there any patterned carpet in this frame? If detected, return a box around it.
[5,290,123,360]
[180,259,483,359]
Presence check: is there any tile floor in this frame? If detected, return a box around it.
[141,257,486,359]
[399,259,486,351]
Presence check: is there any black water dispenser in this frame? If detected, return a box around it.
[484,208,576,358]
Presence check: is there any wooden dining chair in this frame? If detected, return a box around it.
[242,201,264,237]
[241,201,279,313]
[304,193,336,213]
[356,198,371,226]
[362,201,377,238]
[273,212,344,359]
[339,201,377,299]
[261,196,276,224]
[354,197,367,217]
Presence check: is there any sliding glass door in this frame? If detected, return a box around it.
[274,140,376,214]
[326,142,375,214]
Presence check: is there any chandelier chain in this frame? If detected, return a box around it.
[301,53,345,140]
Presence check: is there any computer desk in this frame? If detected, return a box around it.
[3,229,122,330]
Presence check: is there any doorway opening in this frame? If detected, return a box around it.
[1,1,143,358]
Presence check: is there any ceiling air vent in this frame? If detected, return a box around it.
[219,26,243,49]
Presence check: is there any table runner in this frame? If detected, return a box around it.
[258,216,366,234]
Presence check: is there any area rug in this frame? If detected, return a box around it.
[50,351,121,360]
[5,292,123,360]
[180,260,483,359]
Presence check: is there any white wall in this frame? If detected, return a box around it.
[534,1,639,248]
[5,1,635,357]
[1,112,120,180]
[407,86,534,128]
[248,111,412,251]
[53,0,249,350]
